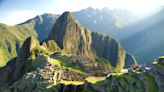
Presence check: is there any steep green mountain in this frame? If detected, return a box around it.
[1,6,162,67]
[0,10,137,68]
[14,7,164,64]
[49,12,92,56]
[48,11,136,69]
[91,32,137,69]
[0,23,37,67]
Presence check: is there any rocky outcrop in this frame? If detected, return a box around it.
[49,11,92,56]
[16,37,38,62]
[42,40,61,53]
[91,32,126,70]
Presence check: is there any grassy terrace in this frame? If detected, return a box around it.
[153,61,164,69]
[46,80,84,89]
[45,56,160,92]
[109,73,144,92]
[47,57,87,74]
[85,76,106,84]
[60,80,84,85]
[47,56,107,85]
[140,73,159,92]
[47,76,106,89]
[124,74,144,92]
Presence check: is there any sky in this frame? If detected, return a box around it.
[0,0,164,25]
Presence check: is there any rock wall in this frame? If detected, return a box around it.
[91,32,126,69]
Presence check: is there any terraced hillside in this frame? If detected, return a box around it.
[2,55,164,92]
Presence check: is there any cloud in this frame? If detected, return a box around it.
[0,10,40,25]
[0,0,164,25]
[54,0,164,15]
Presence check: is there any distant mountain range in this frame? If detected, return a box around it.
[20,7,164,64]
[74,7,164,64]
[19,13,59,41]
[0,7,163,66]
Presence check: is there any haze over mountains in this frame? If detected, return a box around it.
[13,7,164,65]
[74,7,164,64]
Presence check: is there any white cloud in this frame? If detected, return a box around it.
[54,0,164,16]
[0,10,40,25]
[1,0,164,25]
[53,0,164,12]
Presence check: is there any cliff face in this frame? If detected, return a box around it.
[91,32,126,70]
[49,12,92,56]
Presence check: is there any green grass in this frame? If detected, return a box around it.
[47,57,87,74]
[92,50,113,71]
[153,62,164,69]
[85,76,106,84]
[60,80,84,85]
[0,23,37,67]
[67,67,87,74]
[107,73,145,92]
[48,57,62,66]
[46,84,57,89]
[141,73,159,92]
[47,80,84,89]
[124,74,144,92]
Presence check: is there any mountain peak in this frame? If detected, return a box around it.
[16,36,37,62]
[49,11,92,55]
[63,11,72,16]
[58,11,74,22]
